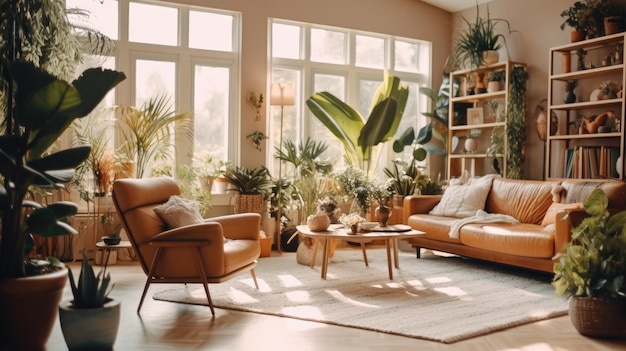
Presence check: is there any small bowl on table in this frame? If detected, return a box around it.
[102,236,121,246]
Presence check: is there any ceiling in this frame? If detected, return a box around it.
[420,0,494,13]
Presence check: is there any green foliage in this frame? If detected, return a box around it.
[306,72,408,178]
[0,62,125,279]
[505,65,528,179]
[223,166,272,197]
[113,94,193,178]
[560,1,588,31]
[454,5,514,70]
[416,174,444,195]
[68,251,114,309]
[553,188,626,300]
[383,159,419,196]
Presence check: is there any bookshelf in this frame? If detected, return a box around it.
[545,32,625,180]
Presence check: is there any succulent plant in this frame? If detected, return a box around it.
[68,251,114,309]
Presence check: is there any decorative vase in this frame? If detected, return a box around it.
[0,268,68,351]
[569,297,626,338]
[59,298,121,350]
[564,91,576,104]
[306,213,330,231]
[349,224,358,235]
[464,138,478,153]
[482,50,499,65]
[375,204,392,227]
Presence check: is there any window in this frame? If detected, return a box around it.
[271,20,431,177]
[67,0,240,177]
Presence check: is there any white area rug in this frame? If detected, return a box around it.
[153,249,568,343]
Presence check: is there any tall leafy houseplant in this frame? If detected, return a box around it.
[113,94,193,178]
[306,72,408,178]
[506,65,528,179]
[454,5,514,71]
[0,61,125,279]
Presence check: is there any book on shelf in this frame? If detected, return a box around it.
[562,146,619,179]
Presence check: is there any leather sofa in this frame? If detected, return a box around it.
[402,177,626,273]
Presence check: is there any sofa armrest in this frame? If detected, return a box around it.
[554,208,588,255]
[403,195,442,224]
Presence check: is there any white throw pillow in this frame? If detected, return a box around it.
[154,195,204,229]
[429,174,497,218]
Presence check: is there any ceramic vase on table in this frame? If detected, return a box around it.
[375,204,392,227]
[350,224,358,235]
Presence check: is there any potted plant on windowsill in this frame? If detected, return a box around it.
[0,61,125,350]
[223,165,273,215]
[59,251,120,350]
[553,188,626,338]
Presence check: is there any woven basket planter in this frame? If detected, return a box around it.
[569,297,626,338]
[234,194,264,214]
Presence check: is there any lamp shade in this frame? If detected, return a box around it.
[270,82,294,106]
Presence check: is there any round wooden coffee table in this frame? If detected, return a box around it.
[295,224,425,280]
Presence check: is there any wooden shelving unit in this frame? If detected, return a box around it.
[448,60,527,179]
[545,32,625,180]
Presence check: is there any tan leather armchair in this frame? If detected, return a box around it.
[112,177,260,315]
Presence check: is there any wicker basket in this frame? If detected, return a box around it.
[234,194,264,214]
[569,297,626,338]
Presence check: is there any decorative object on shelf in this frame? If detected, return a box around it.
[339,213,366,235]
[580,112,608,134]
[464,137,479,153]
[534,99,558,141]
[246,130,268,151]
[59,251,120,350]
[487,70,505,92]
[598,80,620,99]
[564,80,579,103]
[560,1,588,42]
[454,4,514,70]
[467,107,484,125]
[485,100,499,123]
[576,48,588,70]
[604,15,624,36]
[247,92,264,121]
[553,188,626,338]
[474,72,487,94]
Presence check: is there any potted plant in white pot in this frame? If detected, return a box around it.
[553,188,626,338]
[0,61,125,350]
[59,251,120,350]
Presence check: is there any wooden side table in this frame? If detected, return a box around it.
[95,240,132,266]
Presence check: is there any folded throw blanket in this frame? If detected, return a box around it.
[449,210,519,239]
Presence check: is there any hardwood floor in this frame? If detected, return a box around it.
[46,250,626,351]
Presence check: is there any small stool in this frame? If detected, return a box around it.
[95,240,132,266]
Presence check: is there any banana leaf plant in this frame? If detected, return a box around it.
[306,72,408,178]
[0,61,125,279]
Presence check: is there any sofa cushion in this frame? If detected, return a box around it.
[486,179,560,225]
[406,214,462,243]
[459,223,555,258]
[429,174,496,218]
[541,202,583,227]
[154,195,204,229]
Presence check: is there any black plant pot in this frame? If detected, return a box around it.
[564,91,576,104]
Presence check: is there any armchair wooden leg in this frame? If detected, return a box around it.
[250,268,259,289]
[138,247,164,313]
[193,247,215,316]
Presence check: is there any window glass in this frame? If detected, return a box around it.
[358,79,381,119]
[310,73,346,166]
[134,59,176,108]
[189,11,233,51]
[355,35,385,69]
[67,0,119,40]
[129,2,178,46]
[193,65,230,162]
[272,23,301,59]
[310,28,346,64]
[395,40,418,73]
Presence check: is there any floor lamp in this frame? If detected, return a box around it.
[270,82,294,253]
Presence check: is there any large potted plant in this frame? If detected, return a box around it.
[59,251,120,350]
[0,61,125,350]
[454,5,514,70]
[223,165,273,214]
[553,188,626,338]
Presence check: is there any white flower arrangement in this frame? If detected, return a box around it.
[339,212,366,227]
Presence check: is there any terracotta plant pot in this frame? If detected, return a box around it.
[604,16,623,36]
[0,268,68,351]
[570,30,585,42]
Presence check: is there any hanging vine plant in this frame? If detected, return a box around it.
[506,64,529,179]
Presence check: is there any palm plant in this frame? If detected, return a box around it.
[306,72,408,178]
[113,94,193,178]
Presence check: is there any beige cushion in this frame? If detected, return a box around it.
[153,195,203,229]
[541,202,583,227]
[429,174,497,218]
